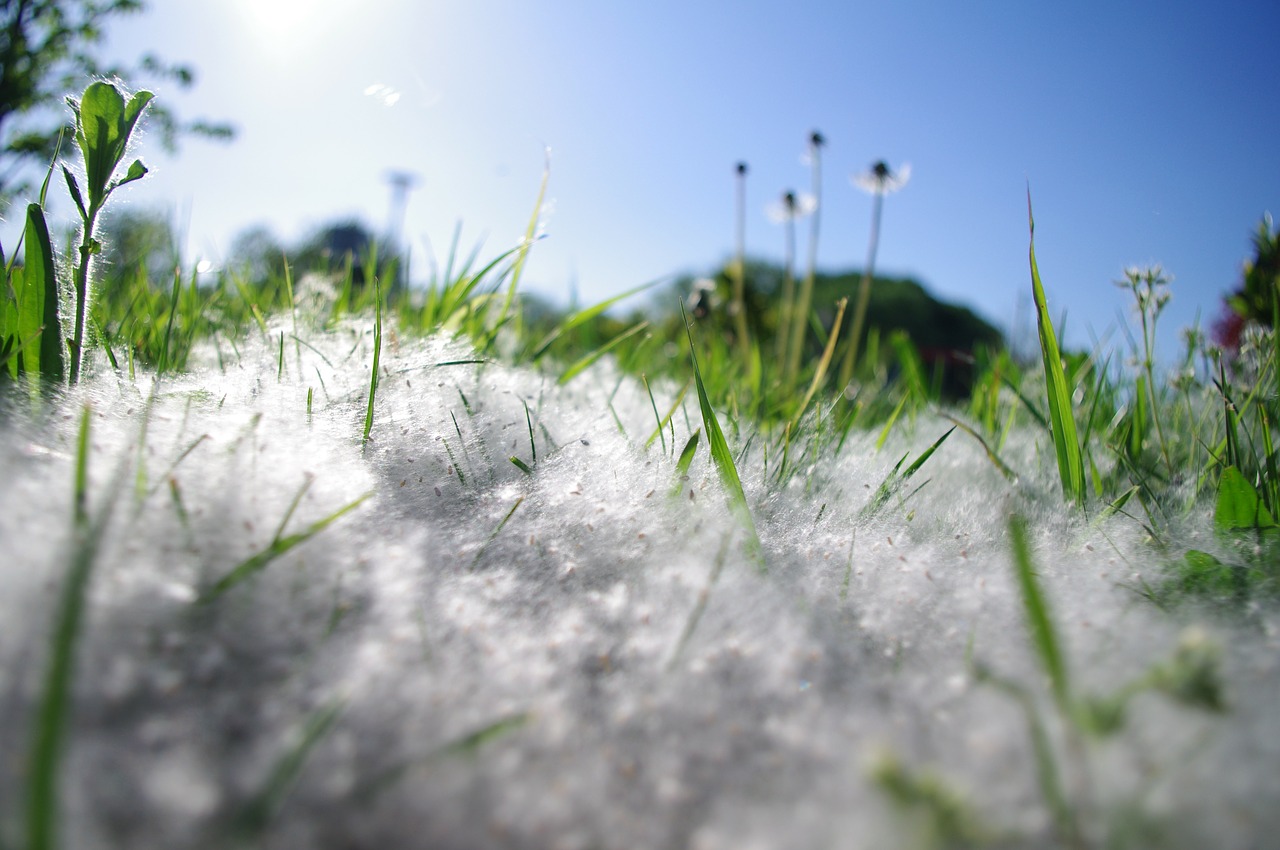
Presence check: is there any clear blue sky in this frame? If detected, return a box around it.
[23,0,1280,355]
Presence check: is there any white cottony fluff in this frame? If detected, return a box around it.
[1,321,1278,849]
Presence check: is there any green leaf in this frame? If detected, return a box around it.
[1027,190,1085,505]
[111,158,148,191]
[1177,550,1240,596]
[1215,466,1277,530]
[676,429,701,476]
[62,167,87,222]
[20,204,64,382]
[73,82,154,210]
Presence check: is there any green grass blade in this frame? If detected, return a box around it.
[362,270,383,444]
[644,379,690,450]
[676,428,701,476]
[667,532,733,670]
[469,497,524,570]
[642,374,667,454]
[199,492,372,603]
[159,265,182,376]
[485,151,549,348]
[558,321,649,385]
[1027,191,1085,505]
[27,406,119,850]
[236,699,345,835]
[939,413,1018,482]
[681,303,763,570]
[1008,514,1071,710]
[354,713,530,804]
[788,297,846,432]
[529,277,665,361]
[862,428,954,517]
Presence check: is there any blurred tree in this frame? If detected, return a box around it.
[228,223,287,283]
[292,219,406,292]
[96,205,176,294]
[670,258,1004,397]
[0,0,234,205]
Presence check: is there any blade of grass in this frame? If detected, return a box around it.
[26,405,125,850]
[469,497,524,570]
[529,277,664,361]
[362,266,383,445]
[1008,514,1071,710]
[788,297,846,433]
[667,532,733,671]
[1027,190,1085,505]
[236,699,345,836]
[199,490,372,603]
[681,302,763,570]
[558,321,649,385]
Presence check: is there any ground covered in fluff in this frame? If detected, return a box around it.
[1,316,1277,850]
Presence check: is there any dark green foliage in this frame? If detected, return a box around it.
[1225,214,1280,330]
[667,259,1003,398]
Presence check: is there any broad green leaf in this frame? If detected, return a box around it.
[1178,550,1240,596]
[76,81,127,207]
[1215,465,1277,530]
[73,82,153,209]
[21,203,63,382]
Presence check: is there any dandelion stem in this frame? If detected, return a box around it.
[840,189,883,390]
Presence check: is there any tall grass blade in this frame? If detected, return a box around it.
[362,268,383,444]
[788,297,846,432]
[681,303,763,570]
[26,406,120,850]
[1027,191,1085,505]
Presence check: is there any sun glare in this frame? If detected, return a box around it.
[233,0,355,51]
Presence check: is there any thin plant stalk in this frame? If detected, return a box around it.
[840,160,909,391]
[788,131,824,383]
[840,189,883,390]
[731,162,750,363]
[773,192,798,367]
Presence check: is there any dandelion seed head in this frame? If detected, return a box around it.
[766,191,817,223]
[853,160,910,195]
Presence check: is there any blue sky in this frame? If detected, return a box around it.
[18,0,1280,356]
